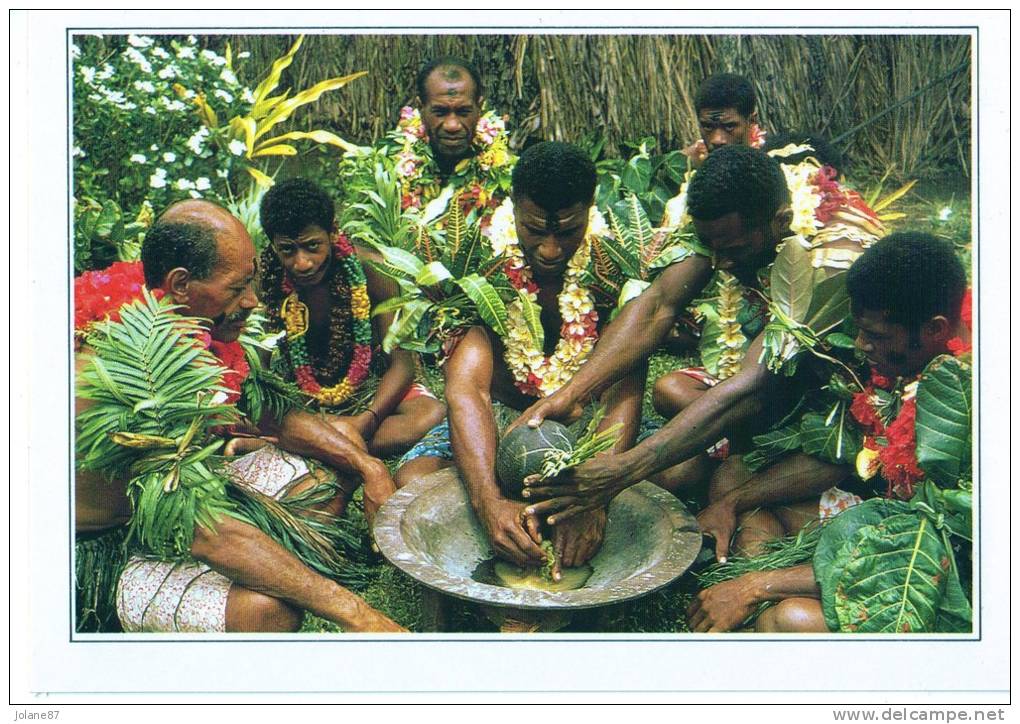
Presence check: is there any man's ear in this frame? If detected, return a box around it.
[772,205,793,240]
[165,267,192,304]
[923,315,952,345]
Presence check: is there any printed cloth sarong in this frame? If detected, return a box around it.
[116,445,311,633]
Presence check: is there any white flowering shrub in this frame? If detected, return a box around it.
[73,34,255,270]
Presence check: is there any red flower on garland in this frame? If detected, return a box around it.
[74,261,162,331]
[850,386,886,436]
[810,166,880,225]
[208,339,251,405]
[878,398,924,500]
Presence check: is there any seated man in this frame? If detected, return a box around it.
[256,178,446,459]
[683,72,765,167]
[688,232,971,632]
[75,199,404,633]
[518,145,881,524]
[344,56,515,229]
[393,142,645,575]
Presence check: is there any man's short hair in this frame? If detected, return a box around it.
[259,177,335,242]
[765,131,846,175]
[416,56,483,102]
[141,221,219,288]
[847,231,966,332]
[687,145,790,226]
[695,73,757,118]
[511,141,596,211]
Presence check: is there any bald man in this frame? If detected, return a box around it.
[76,200,404,633]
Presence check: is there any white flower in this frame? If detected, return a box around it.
[219,68,237,85]
[98,64,115,80]
[195,177,211,191]
[216,168,229,179]
[163,152,176,163]
[228,139,248,157]
[144,106,157,115]
[70,44,81,59]
[186,126,210,155]
[152,46,170,59]
[201,49,226,66]
[188,190,202,199]
[241,87,255,104]
[103,89,127,104]
[237,51,251,59]
[130,154,147,164]
[150,144,159,151]
[176,46,196,60]
[149,168,168,188]
[157,65,178,80]
[123,47,152,74]
[176,178,196,191]
[72,146,85,158]
[80,66,96,84]
[214,89,234,103]
[938,206,953,221]
[128,34,154,48]
[187,35,197,44]
[133,80,156,93]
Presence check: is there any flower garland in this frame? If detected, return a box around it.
[277,233,373,407]
[487,198,606,397]
[75,260,249,404]
[713,271,747,380]
[389,106,514,223]
[851,291,973,500]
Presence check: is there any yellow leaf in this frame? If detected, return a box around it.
[254,72,367,141]
[171,82,188,99]
[253,89,290,120]
[255,129,360,154]
[878,211,907,221]
[872,179,918,212]
[225,42,233,71]
[191,93,219,129]
[252,34,303,108]
[246,166,275,188]
[227,115,257,156]
[252,143,298,157]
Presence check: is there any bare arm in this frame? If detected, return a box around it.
[686,564,820,633]
[525,332,773,523]
[444,326,546,566]
[515,255,713,428]
[191,515,404,632]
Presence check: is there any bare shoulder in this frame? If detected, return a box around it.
[652,253,714,302]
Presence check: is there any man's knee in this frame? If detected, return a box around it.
[755,598,827,633]
[226,587,303,633]
[652,372,702,417]
[393,456,450,489]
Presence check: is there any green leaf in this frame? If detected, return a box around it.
[833,513,950,633]
[371,294,420,317]
[381,298,432,354]
[798,406,862,466]
[826,332,857,349]
[804,271,851,335]
[647,243,692,271]
[744,424,802,472]
[371,244,424,278]
[594,222,640,278]
[915,355,972,488]
[515,288,544,351]
[769,240,814,322]
[814,498,908,630]
[621,154,652,195]
[934,558,973,632]
[455,274,508,337]
[415,261,453,287]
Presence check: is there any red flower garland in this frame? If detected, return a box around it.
[811,166,880,225]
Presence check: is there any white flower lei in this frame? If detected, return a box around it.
[488,197,607,397]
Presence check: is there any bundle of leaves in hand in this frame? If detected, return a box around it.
[494,408,623,499]
[349,180,512,354]
[75,292,367,584]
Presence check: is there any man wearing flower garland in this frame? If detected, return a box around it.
[687,232,971,632]
[257,178,446,459]
[345,56,514,228]
[75,199,404,633]
[393,142,645,574]
[518,145,882,527]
